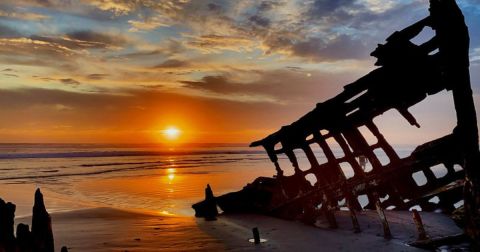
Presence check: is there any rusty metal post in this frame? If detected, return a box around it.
[322,193,338,229]
[252,227,260,244]
[273,161,284,177]
[373,193,392,239]
[412,209,428,241]
[344,189,361,233]
[349,206,361,233]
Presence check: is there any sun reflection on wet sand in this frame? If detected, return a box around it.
[166,165,177,184]
[159,210,174,215]
[74,161,272,216]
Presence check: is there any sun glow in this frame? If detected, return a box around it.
[162,127,181,140]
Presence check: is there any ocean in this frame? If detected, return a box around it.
[0,143,416,217]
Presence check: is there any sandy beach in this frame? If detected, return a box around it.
[12,205,462,252]
[16,207,224,252]
[200,211,462,251]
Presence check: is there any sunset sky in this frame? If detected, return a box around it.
[0,0,479,144]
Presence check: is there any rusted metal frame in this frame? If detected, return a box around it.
[390,158,462,200]
[274,162,439,213]
[408,159,465,199]
[365,121,401,164]
[261,140,285,178]
[343,188,362,232]
[272,128,338,224]
[299,191,323,225]
[321,191,338,228]
[284,149,302,175]
[427,165,464,186]
[332,134,366,179]
[297,165,336,226]
[302,144,321,170]
[412,209,429,241]
[341,126,406,209]
[300,142,338,224]
[341,128,394,238]
[265,155,462,214]
[262,118,464,236]
[407,148,464,197]
[437,187,463,213]
[273,129,305,177]
[372,191,392,239]
[313,131,343,182]
[341,128,385,208]
[379,179,408,209]
[324,133,363,229]
[444,162,457,176]
[294,136,335,224]
[273,161,284,177]
[351,153,463,209]
[312,134,363,232]
[341,129,384,172]
[381,159,420,200]
[260,140,299,200]
[376,153,461,209]
[330,133,365,213]
[308,130,349,228]
[402,186,463,213]
[421,166,440,188]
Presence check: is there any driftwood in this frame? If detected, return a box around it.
[0,189,67,252]
[193,0,480,248]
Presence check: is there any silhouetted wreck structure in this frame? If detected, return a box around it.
[193,0,480,247]
[0,189,68,252]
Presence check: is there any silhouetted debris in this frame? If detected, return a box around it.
[0,199,16,252]
[16,223,33,252]
[32,189,55,252]
[451,206,465,228]
[215,177,278,214]
[192,184,218,220]
[412,209,428,241]
[409,233,468,250]
[193,0,480,249]
[0,189,67,252]
[252,227,260,245]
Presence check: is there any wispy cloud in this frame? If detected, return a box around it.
[0,0,478,143]
[87,73,109,80]
[0,9,50,20]
[60,78,80,85]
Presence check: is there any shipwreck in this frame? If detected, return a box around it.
[193,0,480,249]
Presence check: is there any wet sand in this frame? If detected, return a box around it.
[16,207,224,252]
[200,210,461,251]
[14,206,462,251]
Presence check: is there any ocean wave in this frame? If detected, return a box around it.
[0,163,201,181]
[0,150,265,160]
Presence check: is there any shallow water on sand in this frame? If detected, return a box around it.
[0,144,270,216]
[0,143,416,216]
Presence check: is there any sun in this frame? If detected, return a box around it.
[162,126,181,140]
